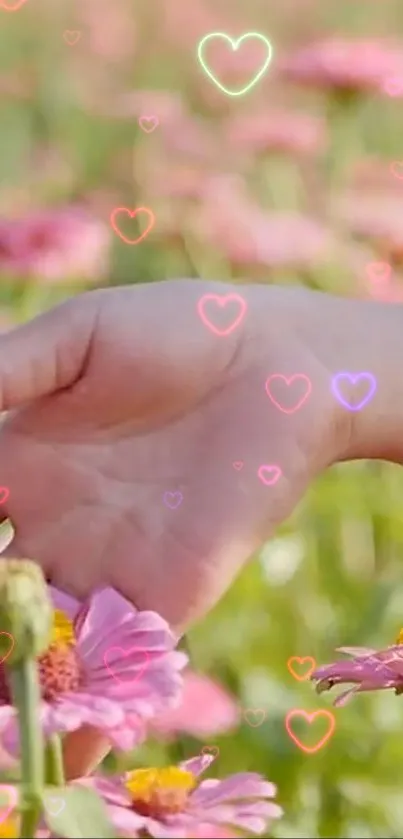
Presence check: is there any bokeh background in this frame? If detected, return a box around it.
[2,0,403,836]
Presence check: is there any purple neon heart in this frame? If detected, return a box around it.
[163,491,183,509]
[331,372,376,411]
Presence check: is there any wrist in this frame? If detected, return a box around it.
[295,291,403,466]
[247,283,403,469]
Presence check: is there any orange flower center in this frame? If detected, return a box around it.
[0,610,83,703]
[125,767,196,818]
[0,816,18,838]
[396,628,403,645]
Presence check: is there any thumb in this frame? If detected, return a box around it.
[0,292,101,411]
[63,726,111,780]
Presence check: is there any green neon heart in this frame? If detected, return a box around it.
[197,32,273,97]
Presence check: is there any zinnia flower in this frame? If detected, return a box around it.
[88,754,283,838]
[225,109,327,157]
[312,631,403,706]
[194,180,334,271]
[0,587,186,752]
[279,38,403,95]
[0,207,110,283]
[335,191,403,265]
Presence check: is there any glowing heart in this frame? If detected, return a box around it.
[197,32,273,97]
[265,374,312,414]
[103,647,150,685]
[232,461,244,471]
[201,745,219,759]
[138,115,159,133]
[287,656,316,682]
[257,464,282,486]
[243,708,266,727]
[285,709,336,754]
[0,633,14,666]
[0,0,27,9]
[197,293,247,336]
[390,161,403,180]
[0,488,9,504]
[110,207,155,245]
[0,785,17,826]
[163,491,183,510]
[63,30,81,45]
[46,798,65,817]
[331,372,376,412]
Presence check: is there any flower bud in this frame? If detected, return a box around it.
[0,560,52,665]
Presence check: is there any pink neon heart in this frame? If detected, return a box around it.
[0,487,9,504]
[232,461,244,470]
[110,207,155,245]
[390,161,403,180]
[103,647,150,685]
[0,785,17,826]
[285,709,336,754]
[197,293,247,336]
[257,465,282,486]
[265,374,312,414]
[138,115,159,133]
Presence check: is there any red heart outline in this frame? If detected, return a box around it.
[110,207,155,245]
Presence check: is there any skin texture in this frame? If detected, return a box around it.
[0,278,401,777]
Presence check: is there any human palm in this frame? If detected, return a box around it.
[0,279,339,631]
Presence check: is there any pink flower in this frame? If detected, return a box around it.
[194,180,334,269]
[190,825,236,838]
[351,157,403,195]
[0,207,111,283]
[279,38,403,94]
[151,671,240,740]
[78,0,136,62]
[312,639,403,706]
[0,587,186,752]
[225,109,327,157]
[87,754,283,838]
[159,114,218,164]
[162,0,231,51]
[335,191,403,264]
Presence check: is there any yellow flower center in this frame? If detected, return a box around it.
[0,609,83,705]
[0,816,18,839]
[396,628,403,645]
[125,767,196,817]
[51,610,76,646]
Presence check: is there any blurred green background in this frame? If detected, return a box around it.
[2,0,403,836]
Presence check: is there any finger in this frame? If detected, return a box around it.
[0,292,101,411]
[62,725,111,780]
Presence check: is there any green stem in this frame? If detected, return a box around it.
[9,660,44,838]
[44,734,65,787]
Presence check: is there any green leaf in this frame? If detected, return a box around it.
[43,784,116,838]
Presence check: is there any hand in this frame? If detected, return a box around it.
[0,280,401,630]
[0,278,401,778]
